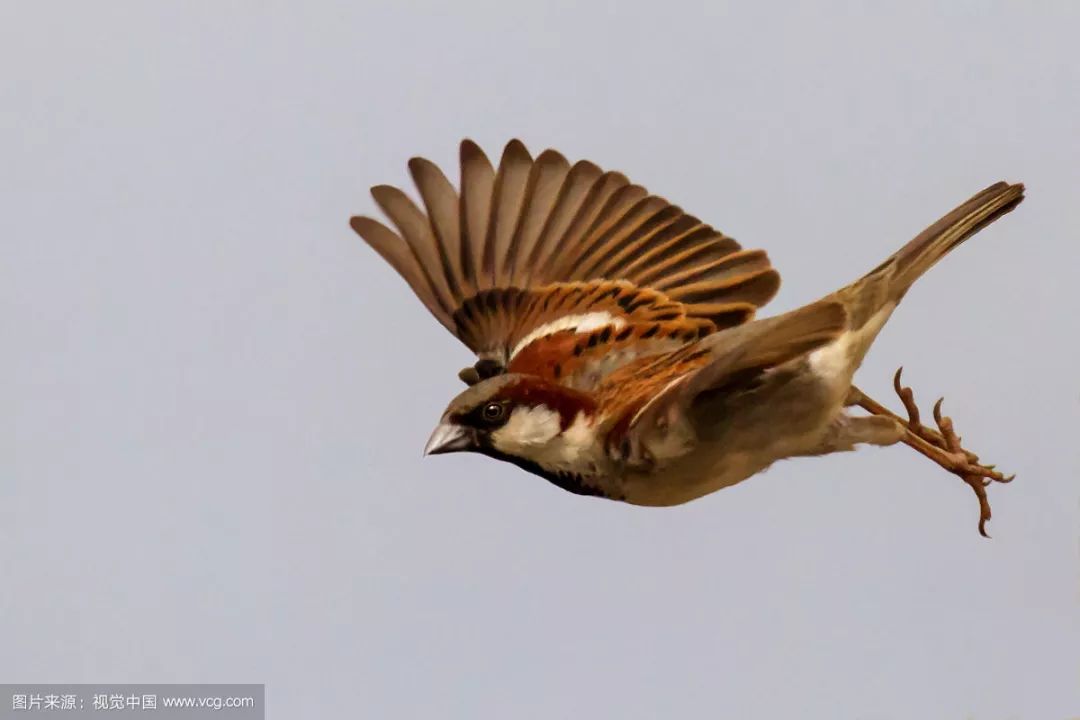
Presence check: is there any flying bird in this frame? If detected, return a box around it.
[351,140,1022,536]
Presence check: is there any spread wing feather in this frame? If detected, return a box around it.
[351,139,782,386]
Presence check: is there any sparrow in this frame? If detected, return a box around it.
[351,139,1023,536]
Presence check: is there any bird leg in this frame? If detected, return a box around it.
[846,368,1014,538]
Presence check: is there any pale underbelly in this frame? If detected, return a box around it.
[616,451,775,506]
[613,410,839,507]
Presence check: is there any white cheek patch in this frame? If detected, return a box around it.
[490,409,605,475]
[491,405,562,454]
[560,412,594,450]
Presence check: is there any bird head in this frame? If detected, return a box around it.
[424,373,600,475]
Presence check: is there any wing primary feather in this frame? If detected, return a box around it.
[370,184,457,314]
[644,246,772,290]
[667,269,782,307]
[573,200,684,280]
[483,139,533,287]
[563,183,655,280]
[507,149,571,286]
[626,233,730,287]
[458,139,495,295]
[587,210,699,281]
[408,156,464,301]
[349,215,455,332]
[525,160,604,274]
[548,172,631,278]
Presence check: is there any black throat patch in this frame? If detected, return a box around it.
[479,448,613,499]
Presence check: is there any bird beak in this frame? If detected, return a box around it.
[423,423,473,456]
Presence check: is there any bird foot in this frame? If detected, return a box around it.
[890,367,1014,538]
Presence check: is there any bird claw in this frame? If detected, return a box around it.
[891,367,1013,538]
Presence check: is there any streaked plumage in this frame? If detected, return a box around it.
[352,139,778,387]
[351,140,1023,536]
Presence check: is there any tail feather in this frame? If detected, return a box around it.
[887,181,1025,298]
[831,181,1024,371]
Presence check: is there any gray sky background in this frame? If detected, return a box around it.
[3,2,1078,718]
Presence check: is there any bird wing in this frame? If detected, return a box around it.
[597,300,848,460]
[351,139,781,388]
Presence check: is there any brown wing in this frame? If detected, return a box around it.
[350,139,781,386]
[595,300,848,461]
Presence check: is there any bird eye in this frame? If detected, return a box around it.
[481,402,506,422]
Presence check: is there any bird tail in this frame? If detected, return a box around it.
[825,181,1023,375]
[839,181,1024,331]
[878,181,1025,300]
